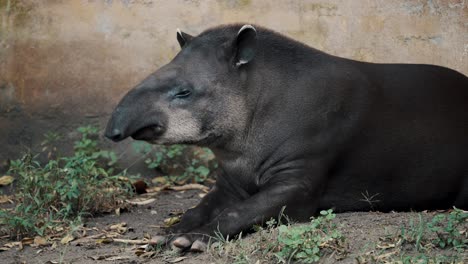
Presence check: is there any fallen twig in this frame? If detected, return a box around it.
[167,184,209,192]
[112,238,150,245]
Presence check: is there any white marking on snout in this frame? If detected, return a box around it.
[162,109,202,143]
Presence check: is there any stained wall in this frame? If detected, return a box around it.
[0,0,466,168]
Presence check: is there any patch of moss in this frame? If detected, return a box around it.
[0,0,33,27]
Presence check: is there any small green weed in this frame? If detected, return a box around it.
[398,253,463,264]
[41,131,62,159]
[359,209,467,263]
[0,126,133,239]
[208,227,277,264]
[276,209,345,263]
[133,142,216,185]
[426,208,467,250]
[74,125,119,167]
[400,208,467,251]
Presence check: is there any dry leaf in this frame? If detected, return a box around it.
[144,233,151,240]
[205,178,216,184]
[3,242,21,249]
[152,176,168,185]
[90,254,118,260]
[140,251,156,258]
[115,207,121,216]
[104,256,132,261]
[375,250,399,260]
[134,247,147,257]
[61,234,75,244]
[34,236,49,247]
[109,222,126,229]
[376,243,396,249]
[21,237,34,246]
[145,185,170,193]
[0,195,12,204]
[175,179,188,185]
[164,216,181,227]
[168,256,188,263]
[109,223,127,234]
[169,210,184,216]
[103,187,119,193]
[117,176,130,182]
[0,175,14,186]
[96,237,114,244]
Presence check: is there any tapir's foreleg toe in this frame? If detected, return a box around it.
[157,185,241,251]
[152,232,210,252]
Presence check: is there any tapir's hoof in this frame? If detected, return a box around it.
[190,240,207,252]
[150,235,166,245]
[172,236,191,249]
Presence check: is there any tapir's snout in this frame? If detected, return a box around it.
[105,108,127,142]
[105,127,125,142]
[105,109,167,142]
[105,93,168,144]
[105,109,133,142]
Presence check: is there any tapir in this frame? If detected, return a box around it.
[105,24,468,251]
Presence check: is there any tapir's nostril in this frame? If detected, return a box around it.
[106,128,124,142]
[153,125,165,136]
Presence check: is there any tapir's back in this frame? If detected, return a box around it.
[320,61,468,212]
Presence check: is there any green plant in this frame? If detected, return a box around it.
[208,217,280,263]
[399,208,467,252]
[41,131,62,159]
[0,126,133,239]
[398,253,463,264]
[133,142,217,185]
[400,214,427,251]
[74,125,118,166]
[276,209,345,263]
[426,208,467,250]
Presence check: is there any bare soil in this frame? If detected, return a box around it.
[1,189,466,264]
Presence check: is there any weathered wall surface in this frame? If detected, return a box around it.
[0,0,467,169]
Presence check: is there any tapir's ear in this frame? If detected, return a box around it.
[177,29,193,48]
[234,25,257,67]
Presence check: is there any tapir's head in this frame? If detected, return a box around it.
[105,24,258,146]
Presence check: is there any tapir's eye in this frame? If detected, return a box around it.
[174,89,192,99]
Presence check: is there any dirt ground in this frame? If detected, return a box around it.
[1,189,466,264]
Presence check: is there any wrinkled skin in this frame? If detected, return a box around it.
[105,24,468,251]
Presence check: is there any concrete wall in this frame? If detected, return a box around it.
[0,0,467,169]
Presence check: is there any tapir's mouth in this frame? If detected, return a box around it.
[131,125,165,141]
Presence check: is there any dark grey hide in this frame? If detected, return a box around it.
[105,24,468,251]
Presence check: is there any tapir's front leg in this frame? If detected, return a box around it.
[168,172,321,251]
[167,185,240,234]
